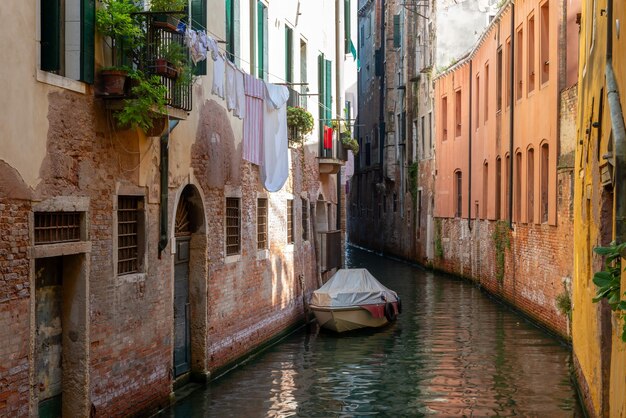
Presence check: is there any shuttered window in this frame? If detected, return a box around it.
[192,0,207,75]
[40,0,95,83]
[344,0,351,53]
[257,1,268,79]
[257,198,268,250]
[118,196,144,275]
[393,14,401,48]
[287,199,294,244]
[301,198,309,241]
[285,26,293,83]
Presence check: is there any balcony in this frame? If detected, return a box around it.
[318,135,347,174]
[102,12,192,123]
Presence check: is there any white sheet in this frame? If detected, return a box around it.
[310,268,398,307]
[261,82,290,192]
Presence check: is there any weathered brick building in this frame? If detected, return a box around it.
[432,0,580,338]
[0,0,352,416]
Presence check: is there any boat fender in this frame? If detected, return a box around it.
[396,296,402,314]
[384,302,397,322]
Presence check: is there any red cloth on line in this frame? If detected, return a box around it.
[323,125,333,149]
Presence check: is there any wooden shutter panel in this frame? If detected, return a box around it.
[257,1,264,78]
[325,59,332,122]
[233,0,240,66]
[318,54,325,143]
[226,0,233,59]
[80,0,95,83]
[393,14,401,48]
[285,27,292,83]
[192,0,207,75]
[344,0,351,53]
[41,0,61,72]
[262,4,268,80]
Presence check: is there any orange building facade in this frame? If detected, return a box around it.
[432,0,580,337]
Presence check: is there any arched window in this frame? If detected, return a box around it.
[515,151,522,222]
[496,156,502,219]
[483,161,489,219]
[454,170,463,218]
[541,143,549,222]
[527,148,535,223]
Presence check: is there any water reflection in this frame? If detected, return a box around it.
[158,246,582,417]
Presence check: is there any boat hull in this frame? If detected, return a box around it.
[310,305,388,332]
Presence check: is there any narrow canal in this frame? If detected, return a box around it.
[159,246,583,417]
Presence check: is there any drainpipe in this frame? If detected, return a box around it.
[606,0,626,243]
[336,0,343,239]
[158,120,180,258]
[508,3,515,228]
[468,59,473,229]
[379,0,386,180]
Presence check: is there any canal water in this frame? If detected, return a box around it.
[159,246,583,417]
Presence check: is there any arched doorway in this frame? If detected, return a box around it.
[173,185,206,379]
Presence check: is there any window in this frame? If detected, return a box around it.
[505,39,511,107]
[455,89,462,137]
[528,14,535,93]
[475,74,480,126]
[40,0,94,83]
[505,154,511,217]
[300,40,307,107]
[442,96,448,141]
[393,14,401,48]
[417,190,422,237]
[225,0,239,65]
[454,171,462,217]
[344,0,351,53]
[360,25,365,47]
[527,148,535,223]
[496,157,502,219]
[226,197,241,255]
[540,1,550,84]
[483,162,488,219]
[287,199,294,244]
[256,1,268,79]
[257,198,268,250]
[285,25,293,83]
[484,63,489,122]
[318,54,332,149]
[34,212,81,244]
[117,196,144,275]
[191,0,207,74]
[428,112,432,151]
[541,144,549,222]
[421,116,425,158]
[301,198,309,241]
[496,48,503,111]
[515,152,522,221]
[516,27,523,100]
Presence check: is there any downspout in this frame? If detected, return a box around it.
[468,59,473,229]
[606,0,626,243]
[336,0,343,236]
[379,0,386,179]
[508,3,515,227]
[158,120,180,258]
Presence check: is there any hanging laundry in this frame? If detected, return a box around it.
[211,53,225,99]
[185,28,207,64]
[262,82,290,192]
[225,60,237,111]
[233,68,246,119]
[323,125,333,149]
[206,37,220,61]
[243,73,264,165]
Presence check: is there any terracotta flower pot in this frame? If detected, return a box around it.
[101,69,127,96]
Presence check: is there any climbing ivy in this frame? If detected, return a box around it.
[592,241,626,342]
[492,220,511,282]
[408,161,419,205]
[434,218,443,259]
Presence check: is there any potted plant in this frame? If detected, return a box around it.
[287,106,314,145]
[154,41,187,79]
[150,0,187,32]
[331,120,359,154]
[96,0,142,95]
[115,70,169,135]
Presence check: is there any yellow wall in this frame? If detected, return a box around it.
[574,0,626,416]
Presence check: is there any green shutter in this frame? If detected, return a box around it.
[192,0,207,75]
[318,54,325,144]
[344,0,351,53]
[257,1,264,78]
[226,0,233,60]
[285,26,293,83]
[80,0,95,83]
[325,59,332,122]
[393,14,401,48]
[41,0,61,72]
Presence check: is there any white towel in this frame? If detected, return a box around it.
[262,82,290,192]
[233,68,246,119]
[225,60,237,111]
[211,54,225,99]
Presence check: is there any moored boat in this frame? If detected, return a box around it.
[309,268,401,332]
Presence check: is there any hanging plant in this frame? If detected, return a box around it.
[287,106,314,144]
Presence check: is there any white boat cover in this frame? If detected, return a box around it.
[310,268,398,307]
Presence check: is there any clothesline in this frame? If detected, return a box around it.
[183,15,340,119]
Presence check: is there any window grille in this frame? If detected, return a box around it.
[287,199,294,244]
[301,198,309,241]
[34,212,81,245]
[118,196,143,275]
[226,198,241,255]
[257,198,268,250]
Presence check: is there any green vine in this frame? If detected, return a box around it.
[492,220,511,282]
[592,241,626,342]
[434,218,443,259]
[408,161,418,205]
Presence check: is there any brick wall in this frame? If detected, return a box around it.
[0,195,30,417]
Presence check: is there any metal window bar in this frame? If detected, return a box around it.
[226,198,241,255]
[257,198,268,250]
[287,199,294,244]
[34,212,81,245]
[118,197,141,275]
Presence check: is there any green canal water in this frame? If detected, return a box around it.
[158,246,583,417]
